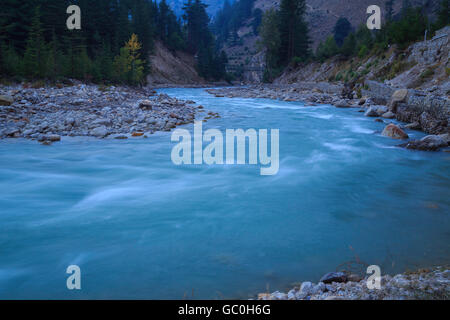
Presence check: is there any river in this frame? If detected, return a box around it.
[0,88,449,299]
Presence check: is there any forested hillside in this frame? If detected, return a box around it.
[0,0,228,85]
[212,0,448,82]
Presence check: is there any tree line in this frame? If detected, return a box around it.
[315,0,449,63]
[0,0,229,85]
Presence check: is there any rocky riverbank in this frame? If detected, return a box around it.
[207,83,450,152]
[0,83,205,144]
[257,266,450,300]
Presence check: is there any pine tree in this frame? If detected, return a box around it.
[333,18,352,47]
[278,0,310,65]
[23,6,47,78]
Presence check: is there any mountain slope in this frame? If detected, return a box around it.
[221,0,442,83]
[147,41,205,85]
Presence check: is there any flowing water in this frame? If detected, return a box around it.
[0,88,449,299]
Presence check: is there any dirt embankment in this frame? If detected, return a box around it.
[146,41,205,86]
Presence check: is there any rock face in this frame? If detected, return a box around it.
[0,83,198,141]
[382,124,409,139]
[396,94,450,135]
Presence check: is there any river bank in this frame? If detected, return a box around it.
[256,266,450,300]
[207,83,450,152]
[0,83,204,144]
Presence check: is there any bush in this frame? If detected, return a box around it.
[358,45,368,58]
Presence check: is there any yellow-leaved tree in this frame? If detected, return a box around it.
[113,34,145,85]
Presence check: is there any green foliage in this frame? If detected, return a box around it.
[387,7,427,48]
[315,36,339,61]
[260,9,281,70]
[358,45,368,58]
[278,0,310,65]
[420,67,435,80]
[259,0,310,81]
[113,34,145,85]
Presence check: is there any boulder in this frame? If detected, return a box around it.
[382,124,409,139]
[138,100,153,110]
[404,122,421,130]
[319,272,347,284]
[365,105,388,117]
[400,135,448,151]
[0,95,14,106]
[382,111,396,119]
[47,134,61,142]
[91,126,109,138]
[335,100,351,108]
[389,89,409,112]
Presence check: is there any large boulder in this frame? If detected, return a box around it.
[0,95,14,106]
[382,124,409,139]
[400,135,448,151]
[389,89,409,112]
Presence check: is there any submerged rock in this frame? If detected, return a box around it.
[382,124,409,139]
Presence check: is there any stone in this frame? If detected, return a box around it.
[300,281,313,294]
[439,133,450,145]
[0,95,14,106]
[47,134,61,142]
[402,135,448,151]
[139,100,153,110]
[389,89,409,111]
[364,107,379,117]
[113,134,128,140]
[91,126,109,138]
[347,274,363,282]
[335,100,351,108]
[319,272,347,284]
[382,124,409,139]
[365,105,388,117]
[404,122,421,130]
[131,132,144,137]
[382,111,396,119]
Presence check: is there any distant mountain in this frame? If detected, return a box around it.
[159,0,233,17]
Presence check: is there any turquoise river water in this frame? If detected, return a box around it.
[0,88,449,299]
